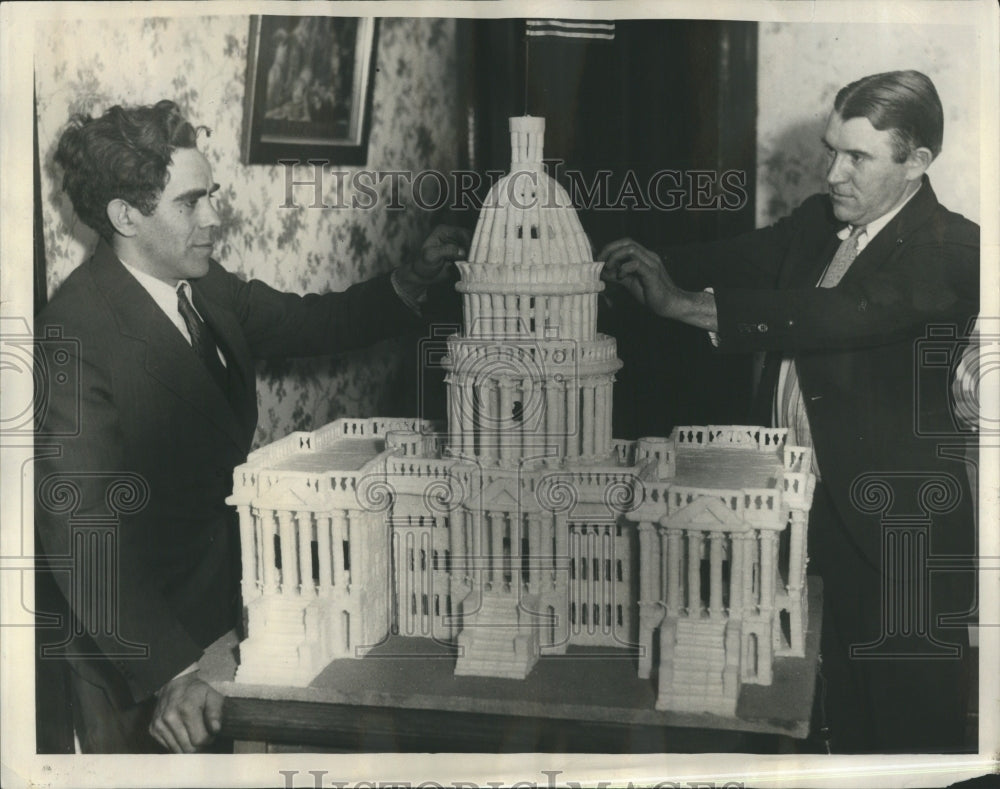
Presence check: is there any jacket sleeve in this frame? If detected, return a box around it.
[663,195,826,292]
[712,229,979,353]
[34,332,205,702]
[203,266,424,361]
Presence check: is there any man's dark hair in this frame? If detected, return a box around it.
[54,100,208,241]
[834,70,944,163]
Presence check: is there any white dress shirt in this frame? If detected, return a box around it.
[120,261,226,367]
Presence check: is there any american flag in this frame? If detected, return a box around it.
[525,19,616,41]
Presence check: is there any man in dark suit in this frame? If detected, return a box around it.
[34,100,468,753]
[599,70,979,752]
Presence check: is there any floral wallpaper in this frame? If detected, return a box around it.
[35,14,458,447]
[756,22,981,226]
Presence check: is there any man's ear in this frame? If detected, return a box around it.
[905,146,933,182]
[107,198,139,237]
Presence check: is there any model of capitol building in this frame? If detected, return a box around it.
[227,117,816,716]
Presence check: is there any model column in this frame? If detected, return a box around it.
[237,504,256,600]
[709,532,725,618]
[316,513,333,595]
[490,511,504,589]
[554,513,569,588]
[788,509,807,596]
[461,378,475,457]
[526,511,542,594]
[470,506,483,588]
[278,510,297,595]
[686,529,704,615]
[331,511,346,588]
[446,373,459,450]
[729,532,746,615]
[510,513,522,591]
[565,382,579,457]
[259,508,278,596]
[758,529,777,683]
[450,506,467,585]
[636,521,657,678]
[665,527,682,616]
[545,377,563,461]
[295,510,315,597]
[581,380,595,456]
[594,382,607,457]
[499,377,514,463]
[479,379,496,462]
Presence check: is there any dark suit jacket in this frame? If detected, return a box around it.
[35,240,421,706]
[669,178,979,566]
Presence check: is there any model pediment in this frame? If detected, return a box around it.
[661,495,748,532]
[481,478,521,510]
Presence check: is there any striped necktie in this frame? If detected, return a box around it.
[819,225,866,287]
[176,285,228,393]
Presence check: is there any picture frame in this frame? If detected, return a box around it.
[242,16,379,165]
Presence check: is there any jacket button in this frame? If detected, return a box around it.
[757,323,769,333]
[857,298,868,312]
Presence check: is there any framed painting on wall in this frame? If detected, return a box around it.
[242,16,379,165]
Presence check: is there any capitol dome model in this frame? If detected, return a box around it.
[228,117,816,716]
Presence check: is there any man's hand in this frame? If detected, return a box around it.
[597,238,680,317]
[412,224,472,285]
[149,672,223,753]
[597,238,719,331]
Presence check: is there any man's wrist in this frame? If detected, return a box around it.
[390,267,428,315]
[672,288,719,332]
[158,662,199,695]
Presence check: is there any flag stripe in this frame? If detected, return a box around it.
[526,20,615,31]
[526,29,616,40]
[526,19,616,40]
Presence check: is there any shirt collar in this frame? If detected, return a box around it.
[836,183,922,251]
[120,259,186,311]
[119,259,201,340]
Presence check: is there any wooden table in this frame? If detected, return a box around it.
[202,582,821,752]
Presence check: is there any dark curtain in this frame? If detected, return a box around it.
[452,19,758,438]
[35,83,77,754]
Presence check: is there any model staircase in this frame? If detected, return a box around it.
[236,595,319,685]
[454,590,540,679]
[655,616,738,715]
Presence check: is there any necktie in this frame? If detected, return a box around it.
[176,286,228,393]
[819,225,865,288]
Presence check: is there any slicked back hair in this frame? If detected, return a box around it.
[834,70,943,163]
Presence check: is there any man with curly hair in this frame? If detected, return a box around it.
[35,100,467,753]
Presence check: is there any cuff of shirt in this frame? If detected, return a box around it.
[704,287,720,347]
[390,268,427,316]
[159,662,199,694]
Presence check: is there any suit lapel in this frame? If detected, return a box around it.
[778,199,842,289]
[190,280,258,432]
[834,176,939,286]
[779,176,940,289]
[90,243,251,451]
[783,234,841,288]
